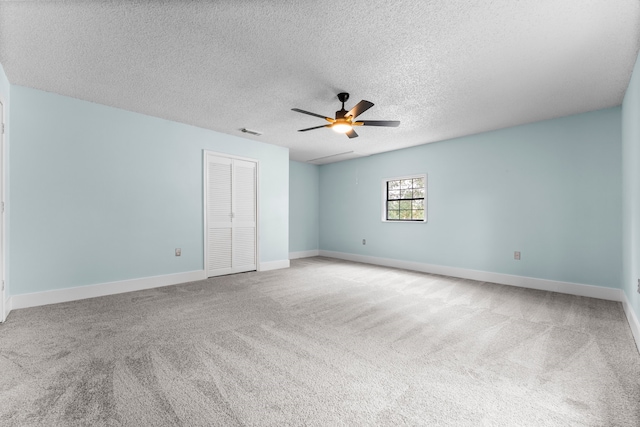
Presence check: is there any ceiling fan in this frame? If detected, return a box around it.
[292,92,400,139]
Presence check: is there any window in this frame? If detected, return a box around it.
[382,174,427,222]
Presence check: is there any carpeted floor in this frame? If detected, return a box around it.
[0,256,639,426]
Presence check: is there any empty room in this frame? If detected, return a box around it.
[0,1,639,426]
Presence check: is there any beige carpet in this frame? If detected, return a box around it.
[0,257,638,426]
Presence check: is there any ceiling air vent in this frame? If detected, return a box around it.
[240,128,262,136]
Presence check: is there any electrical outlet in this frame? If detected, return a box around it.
[362,239,366,245]
[175,248,181,257]
[514,251,521,260]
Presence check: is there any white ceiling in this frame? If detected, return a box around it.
[1,1,639,164]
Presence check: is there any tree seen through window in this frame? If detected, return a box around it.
[386,176,425,221]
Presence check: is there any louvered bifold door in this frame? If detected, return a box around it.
[232,159,257,272]
[206,154,257,277]
[206,155,233,276]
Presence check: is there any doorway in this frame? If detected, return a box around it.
[0,99,5,322]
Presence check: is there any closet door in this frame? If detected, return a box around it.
[206,155,233,276]
[231,159,257,272]
[205,153,257,277]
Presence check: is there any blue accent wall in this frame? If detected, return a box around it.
[320,108,622,288]
[289,161,319,253]
[10,86,289,295]
[622,51,640,321]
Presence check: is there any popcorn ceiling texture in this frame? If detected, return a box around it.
[0,1,638,163]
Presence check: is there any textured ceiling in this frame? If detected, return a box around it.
[1,1,639,164]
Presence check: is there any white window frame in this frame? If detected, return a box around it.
[381,174,427,223]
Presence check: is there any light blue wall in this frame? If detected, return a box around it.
[320,108,622,288]
[10,86,289,295]
[289,161,319,253]
[0,63,9,298]
[622,52,640,321]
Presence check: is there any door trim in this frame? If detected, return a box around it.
[203,150,260,277]
[0,97,6,322]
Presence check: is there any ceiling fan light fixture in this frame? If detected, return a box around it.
[292,92,400,138]
[332,122,352,133]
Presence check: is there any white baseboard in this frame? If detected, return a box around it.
[8,260,292,313]
[10,270,207,310]
[621,291,640,354]
[259,259,290,271]
[2,296,10,322]
[289,250,320,259]
[319,250,621,301]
